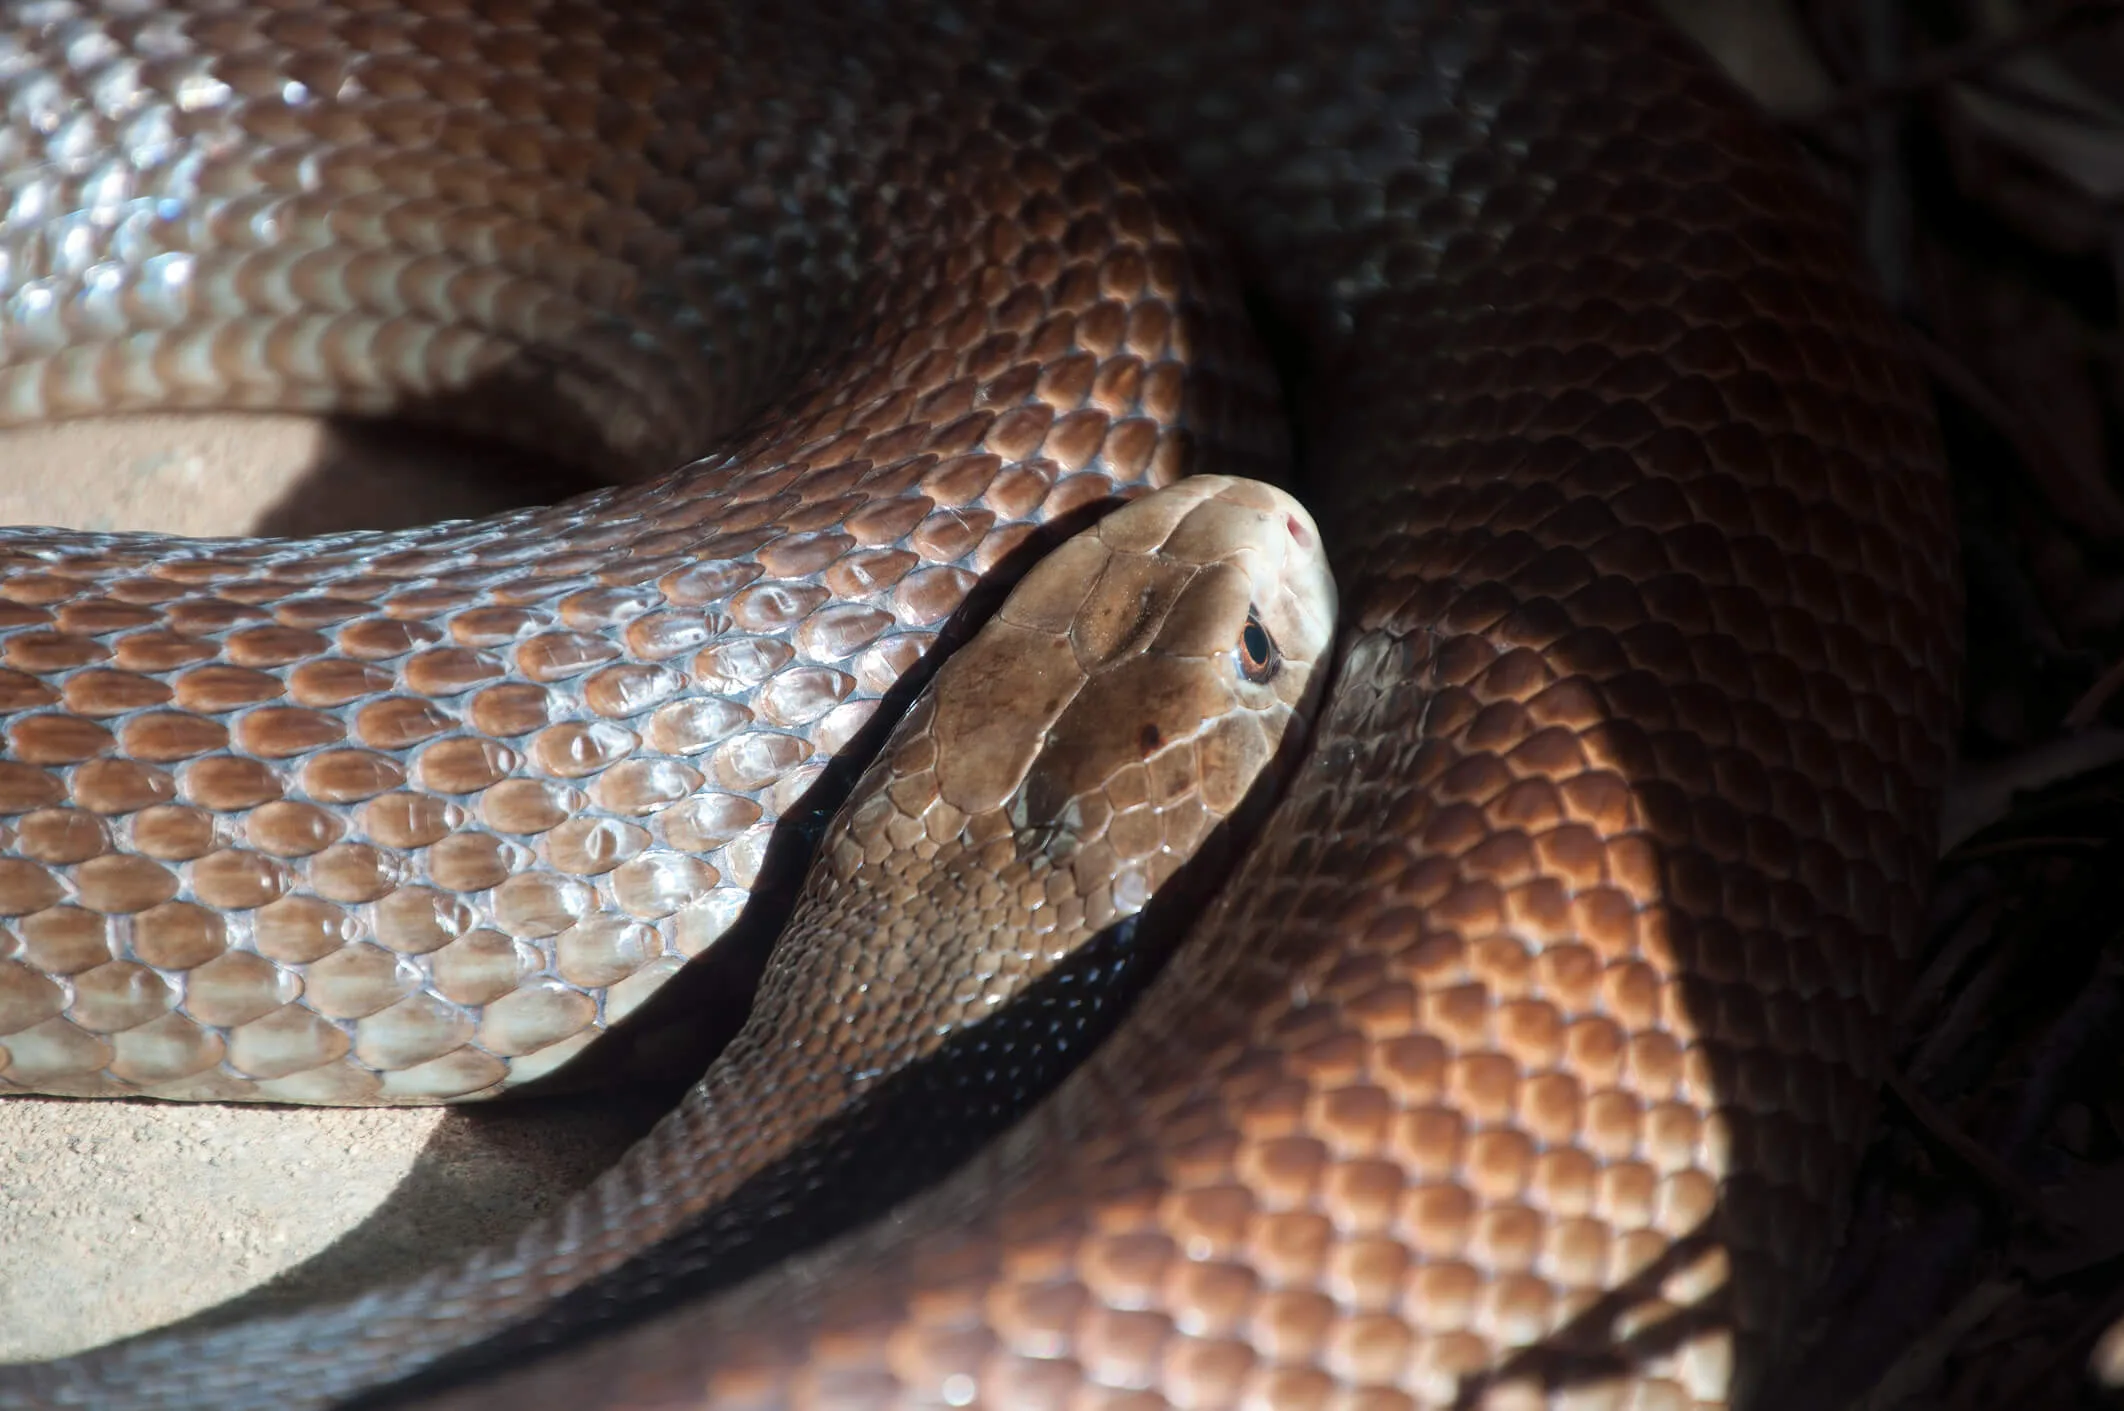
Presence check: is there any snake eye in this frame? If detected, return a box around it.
[1236,612,1278,683]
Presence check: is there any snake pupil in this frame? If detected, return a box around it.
[1238,615,1277,682]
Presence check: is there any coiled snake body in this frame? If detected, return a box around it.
[0,0,1958,1408]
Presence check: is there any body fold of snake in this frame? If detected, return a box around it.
[0,0,1959,1407]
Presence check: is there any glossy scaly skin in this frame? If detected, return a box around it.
[0,0,1278,1101]
[0,0,1957,1408]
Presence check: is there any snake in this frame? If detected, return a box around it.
[0,0,1960,1408]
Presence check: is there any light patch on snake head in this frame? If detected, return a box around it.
[994,534,1105,636]
[923,620,1086,815]
[1064,549,1192,670]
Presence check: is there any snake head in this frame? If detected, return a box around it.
[856,475,1340,930]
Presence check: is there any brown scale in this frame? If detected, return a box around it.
[0,0,1959,1409]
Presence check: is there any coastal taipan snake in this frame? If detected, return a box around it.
[0,1,1959,1407]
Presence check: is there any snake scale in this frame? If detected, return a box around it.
[0,0,1959,1408]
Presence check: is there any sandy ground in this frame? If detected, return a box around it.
[0,1091,665,1359]
[0,414,656,1361]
